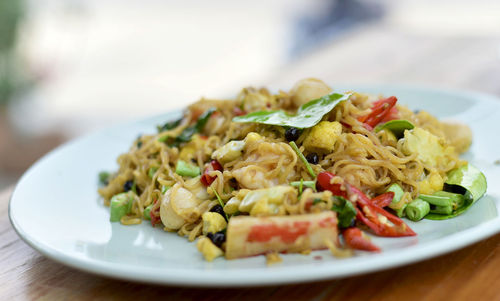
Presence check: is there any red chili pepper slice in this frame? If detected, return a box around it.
[233,107,246,116]
[150,200,161,226]
[348,185,415,237]
[342,227,381,252]
[316,171,347,198]
[371,191,394,208]
[358,96,398,129]
[373,98,399,123]
[200,160,223,186]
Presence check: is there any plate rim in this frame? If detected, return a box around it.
[8,84,500,287]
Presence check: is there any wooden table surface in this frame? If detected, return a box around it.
[3,22,500,301]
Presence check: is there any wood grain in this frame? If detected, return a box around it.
[3,184,500,300]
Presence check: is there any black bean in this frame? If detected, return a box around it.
[306,153,319,164]
[210,204,227,221]
[207,231,226,248]
[123,180,134,192]
[285,127,301,141]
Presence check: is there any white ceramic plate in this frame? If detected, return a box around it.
[9,85,500,287]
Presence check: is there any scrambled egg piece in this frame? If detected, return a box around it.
[244,132,262,145]
[223,196,242,215]
[179,134,207,162]
[238,186,297,216]
[418,169,444,195]
[303,121,342,153]
[196,237,223,261]
[202,212,227,234]
[211,140,245,164]
[401,127,455,168]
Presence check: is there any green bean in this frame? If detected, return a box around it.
[405,198,430,221]
[419,194,452,207]
[175,160,201,177]
[430,204,453,215]
[110,192,134,222]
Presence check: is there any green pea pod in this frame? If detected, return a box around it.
[445,164,487,203]
[374,119,414,139]
[233,92,351,129]
[425,164,487,220]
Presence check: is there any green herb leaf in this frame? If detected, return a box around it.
[161,185,171,194]
[98,171,111,186]
[212,189,229,221]
[171,108,216,145]
[289,141,316,178]
[374,119,414,138]
[233,92,351,129]
[312,198,322,205]
[331,196,357,228]
[148,166,158,178]
[290,180,316,191]
[157,118,182,132]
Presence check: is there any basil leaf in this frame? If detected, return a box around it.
[331,196,357,228]
[172,108,216,145]
[374,119,414,139]
[232,92,351,129]
[157,118,182,132]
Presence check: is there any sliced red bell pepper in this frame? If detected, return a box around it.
[347,185,416,237]
[358,96,398,129]
[200,160,223,186]
[342,227,381,252]
[371,191,394,208]
[316,171,347,198]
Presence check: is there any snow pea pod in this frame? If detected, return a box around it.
[374,119,414,139]
[425,164,487,220]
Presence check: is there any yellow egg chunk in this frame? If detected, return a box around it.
[211,140,245,164]
[179,134,207,162]
[196,237,223,262]
[401,127,455,169]
[419,169,444,195]
[303,121,342,153]
[202,212,227,235]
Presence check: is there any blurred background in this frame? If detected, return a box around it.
[1,0,500,189]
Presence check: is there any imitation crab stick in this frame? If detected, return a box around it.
[225,211,338,259]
